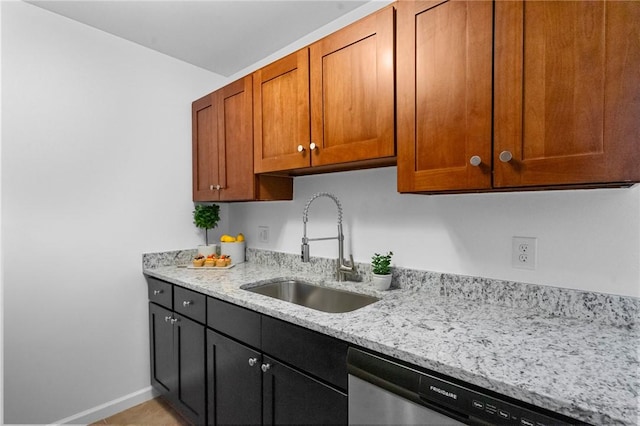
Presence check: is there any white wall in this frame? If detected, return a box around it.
[1,2,227,423]
[229,167,640,298]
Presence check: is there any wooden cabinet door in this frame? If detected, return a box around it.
[207,330,262,425]
[310,6,395,167]
[494,0,640,188]
[192,93,220,201]
[262,356,347,426]
[254,49,311,173]
[397,0,493,193]
[149,303,174,396]
[173,314,206,425]
[217,75,255,201]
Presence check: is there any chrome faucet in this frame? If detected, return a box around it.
[301,192,356,281]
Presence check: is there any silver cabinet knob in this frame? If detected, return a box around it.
[499,151,513,162]
[182,300,192,307]
[309,142,317,151]
[469,156,482,167]
[209,184,214,190]
[215,184,221,190]
[248,358,258,367]
[170,318,179,325]
[164,316,172,322]
[261,363,271,373]
[153,289,163,295]
[297,144,305,153]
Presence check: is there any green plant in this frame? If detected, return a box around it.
[193,204,220,246]
[371,251,393,275]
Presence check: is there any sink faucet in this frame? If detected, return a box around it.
[301,192,356,282]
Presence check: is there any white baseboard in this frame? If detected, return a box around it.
[48,386,159,425]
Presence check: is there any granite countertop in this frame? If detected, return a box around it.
[143,260,639,425]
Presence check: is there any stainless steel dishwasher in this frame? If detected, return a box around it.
[347,348,584,426]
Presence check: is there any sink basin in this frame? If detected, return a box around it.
[242,280,380,313]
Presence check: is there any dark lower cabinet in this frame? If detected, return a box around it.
[149,302,206,425]
[207,330,262,425]
[148,276,349,426]
[207,320,347,426]
[262,355,347,425]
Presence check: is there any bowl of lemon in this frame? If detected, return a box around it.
[220,233,246,264]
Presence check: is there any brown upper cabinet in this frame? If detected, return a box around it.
[192,75,292,202]
[254,5,396,175]
[397,0,493,192]
[398,0,640,193]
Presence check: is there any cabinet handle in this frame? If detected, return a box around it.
[170,318,179,325]
[309,142,317,151]
[297,144,305,153]
[215,184,221,190]
[499,151,513,162]
[469,156,482,167]
[153,289,163,295]
[248,358,258,367]
[164,315,172,322]
[182,300,192,307]
[209,185,214,191]
[261,363,271,373]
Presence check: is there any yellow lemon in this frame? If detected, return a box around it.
[228,236,237,242]
[220,234,230,242]
[236,233,245,242]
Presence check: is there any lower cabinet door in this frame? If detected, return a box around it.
[149,303,174,395]
[262,356,347,425]
[174,314,206,425]
[207,329,262,425]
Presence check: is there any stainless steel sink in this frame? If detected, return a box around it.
[242,280,379,313]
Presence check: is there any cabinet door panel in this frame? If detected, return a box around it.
[192,94,220,201]
[262,356,347,426]
[310,6,395,166]
[218,75,255,201]
[174,314,206,424]
[208,330,262,425]
[149,303,174,395]
[397,0,493,192]
[254,49,310,173]
[494,0,640,187]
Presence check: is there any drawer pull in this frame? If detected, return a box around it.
[170,318,179,325]
[248,358,258,367]
[261,363,271,373]
[153,289,163,295]
[164,315,172,322]
[183,300,192,307]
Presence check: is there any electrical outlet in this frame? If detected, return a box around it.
[512,237,536,270]
[258,226,269,243]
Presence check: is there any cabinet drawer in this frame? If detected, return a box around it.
[207,297,261,349]
[174,286,206,323]
[147,277,172,309]
[262,316,348,390]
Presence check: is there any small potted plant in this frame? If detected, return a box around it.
[371,251,393,290]
[193,204,220,257]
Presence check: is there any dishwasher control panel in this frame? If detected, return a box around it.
[419,373,573,426]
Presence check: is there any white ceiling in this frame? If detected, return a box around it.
[27,0,369,77]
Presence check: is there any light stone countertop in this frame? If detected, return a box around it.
[143,261,639,426]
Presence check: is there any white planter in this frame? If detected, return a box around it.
[371,273,392,290]
[220,241,246,264]
[197,244,218,257]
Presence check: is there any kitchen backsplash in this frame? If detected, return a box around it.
[143,248,639,328]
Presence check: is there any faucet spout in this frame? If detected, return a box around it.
[301,192,356,281]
